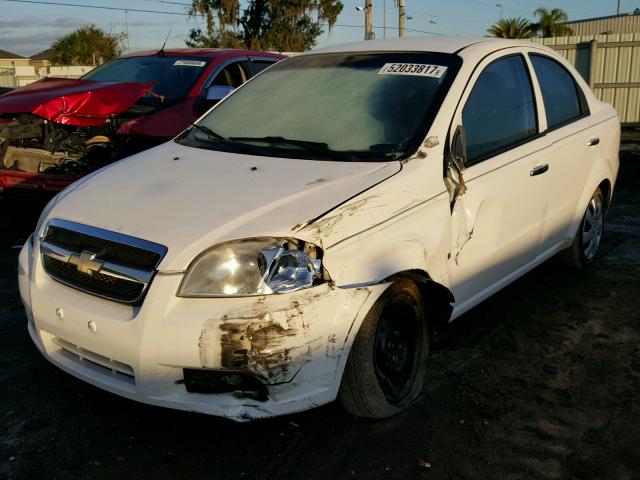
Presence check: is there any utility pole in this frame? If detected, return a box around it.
[365,0,374,40]
[496,3,503,19]
[125,9,130,52]
[398,0,406,37]
[617,0,621,14]
[383,0,387,38]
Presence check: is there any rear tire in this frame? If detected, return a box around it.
[560,187,605,268]
[339,279,429,419]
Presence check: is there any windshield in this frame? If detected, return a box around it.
[83,56,210,105]
[177,51,460,161]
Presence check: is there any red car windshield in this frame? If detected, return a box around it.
[82,56,210,105]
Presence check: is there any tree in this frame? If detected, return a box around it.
[50,25,124,65]
[186,0,343,52]
[530,7,573,37]
[488,17,533,39]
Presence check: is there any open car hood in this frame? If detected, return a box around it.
[0,77,153,126]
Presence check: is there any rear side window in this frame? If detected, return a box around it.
[211,62,247,88]
[462,55,537,165]
[530,54,587,129]
[248,60,277,75]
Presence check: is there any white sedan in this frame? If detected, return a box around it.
[19,37,619,421]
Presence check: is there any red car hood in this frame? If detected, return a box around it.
[0,77,153,126]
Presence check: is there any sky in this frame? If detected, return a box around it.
[0,0,637,57]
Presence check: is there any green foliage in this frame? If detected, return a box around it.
[186,0,343,51]
[488,17,533,39]
[50,25,124,65]
[530,7,573,37]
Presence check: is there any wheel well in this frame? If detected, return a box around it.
[385,270,454,335]
[598,179,612,209]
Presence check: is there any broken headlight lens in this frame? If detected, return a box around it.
[178,238,322,297]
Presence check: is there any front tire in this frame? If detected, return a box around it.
[338,279,429,419]
[561,187,605,268]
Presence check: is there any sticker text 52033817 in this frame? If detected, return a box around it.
[378,63,448,78]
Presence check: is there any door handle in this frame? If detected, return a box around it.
[588,137,600,146]
[530,164,549,176]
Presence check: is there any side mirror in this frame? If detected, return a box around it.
[193,85,235,113]
[451,124,468,171]
[206,85,235,101]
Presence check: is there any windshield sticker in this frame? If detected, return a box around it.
[378,63,448,78]
[173,60,206,67]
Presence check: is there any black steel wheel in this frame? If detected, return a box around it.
[339,279,429,419]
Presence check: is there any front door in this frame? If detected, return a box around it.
[447,51,552,315]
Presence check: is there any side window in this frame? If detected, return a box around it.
[247,60,277,76]
[211,62,247,88]
[462,55,537,165]
[530,54,587,130]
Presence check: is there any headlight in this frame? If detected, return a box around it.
[178,238,323,297]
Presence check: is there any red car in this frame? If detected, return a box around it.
[0,49,284,204]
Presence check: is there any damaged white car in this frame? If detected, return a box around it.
[19,37,620,421]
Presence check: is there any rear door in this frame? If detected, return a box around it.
[246,56,280,77]
[448,50,553,312]
[527,52,597,252]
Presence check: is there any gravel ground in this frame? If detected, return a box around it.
[1,151,638,480]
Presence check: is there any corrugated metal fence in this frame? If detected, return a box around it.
[564,14,640,36]
[531,33,640,125]
[0,65,93,88]
[0,68,16,88]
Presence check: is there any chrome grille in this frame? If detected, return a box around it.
[40,219,167,305]
[45,224,161,269]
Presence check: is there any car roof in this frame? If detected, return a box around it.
[119,48,284,59]
[308,37,540,55]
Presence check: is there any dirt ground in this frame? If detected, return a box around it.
[1,150,639,480]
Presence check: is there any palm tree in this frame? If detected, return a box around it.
[488,17,533,39]
[531,7,573,37]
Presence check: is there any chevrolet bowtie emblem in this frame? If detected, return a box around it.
[68,250,104,275]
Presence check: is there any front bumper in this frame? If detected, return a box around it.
[19,237,386,421]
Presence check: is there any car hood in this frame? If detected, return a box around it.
[0,77,153,126]
[50,142,401,271]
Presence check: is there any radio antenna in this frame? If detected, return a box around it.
[157,29,172,56]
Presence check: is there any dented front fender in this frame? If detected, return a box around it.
[154,279,389,399]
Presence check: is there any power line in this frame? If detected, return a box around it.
[0,0,191,15]
[459,0,531,16]
[144,0,191,5]
[404,8,490,26]
[326,23,442,35]
[0,0,441,36]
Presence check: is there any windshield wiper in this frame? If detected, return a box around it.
[189,123,225,141]
[228,136,352,161]
[185,125,262,155]
[229,136,327,149]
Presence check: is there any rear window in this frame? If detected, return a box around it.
[529,54,588,129]
[248,61,277,75]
